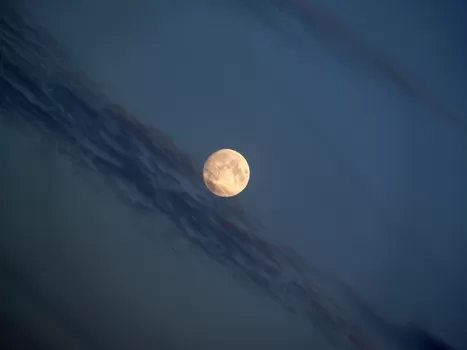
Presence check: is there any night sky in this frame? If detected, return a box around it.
[9,0,467,347]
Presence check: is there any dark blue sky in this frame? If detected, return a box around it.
[18,0,467,346]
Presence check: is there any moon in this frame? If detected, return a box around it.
[203,149,250,197]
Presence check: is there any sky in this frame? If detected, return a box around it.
[14,0,467,346]
[1,122,320,349]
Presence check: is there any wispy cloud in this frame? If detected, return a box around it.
[238,0,466,133]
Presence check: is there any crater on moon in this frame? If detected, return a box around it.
[203,149,250,197]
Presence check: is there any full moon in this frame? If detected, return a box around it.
[203,149,250,197]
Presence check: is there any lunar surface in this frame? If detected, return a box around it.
[203,149,250,197]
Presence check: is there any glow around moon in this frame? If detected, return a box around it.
[203,149,250,197]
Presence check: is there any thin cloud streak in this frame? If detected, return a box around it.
[237,0,466,133]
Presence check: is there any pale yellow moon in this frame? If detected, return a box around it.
[203,149,250,197]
